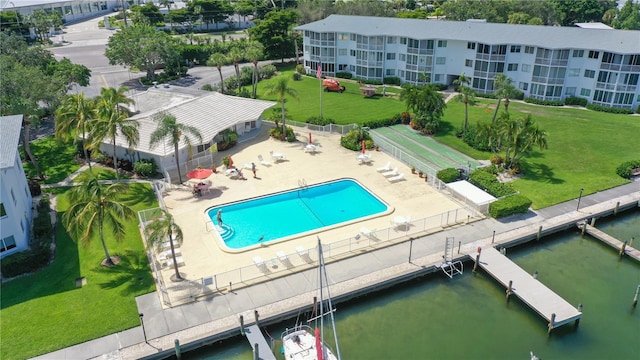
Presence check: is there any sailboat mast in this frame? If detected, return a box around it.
[322,244,342,360]
[317,237,325,360]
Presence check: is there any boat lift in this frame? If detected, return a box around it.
[438,237,463,279]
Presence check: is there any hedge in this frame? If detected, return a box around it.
[134,158,158,178]
[488,194,532,218]
[383,77,401,85]
[586,103,634,114]
[616,159,640,178]
[361,113,403,129]
[524,97,564,106]
[468,170,516,197]
[335,72,353,79]
[437,168,461,183]
[564,97,587,106]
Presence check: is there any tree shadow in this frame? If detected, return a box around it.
[119,183,156,206]
[523,162,564,184]
[93,250,153,296]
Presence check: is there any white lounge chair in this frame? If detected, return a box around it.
[270,151,286,162]
[360,227,379,241]
[296,246,308,257]
[357,154,373,163]
[304,144,319,153]
[382,168,399,177]
[257,154,271,166]
[393,215,412,228]
[376,162,391,172]
[253,255,265,267]
[163,256,185,268]
[387,173,405,183]
[157,248,182,260]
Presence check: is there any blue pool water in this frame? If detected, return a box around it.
[206,178,389,249]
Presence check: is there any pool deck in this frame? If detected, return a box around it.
[158,128,469,284]
[34,127,640,360]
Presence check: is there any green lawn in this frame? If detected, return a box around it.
[0,183,158,360]
[23,136,82,184]
[257,69,406,124]
[437,100,638,209]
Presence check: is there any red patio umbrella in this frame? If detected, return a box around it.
[361,140,366,154]
[186,168,213,179]
[309,132,312,144]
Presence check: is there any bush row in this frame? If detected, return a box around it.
[436,168,462,183]
[474,91,525,100]
[383,77,401,85]
[616,159,640,178]
[586,103,634,114]
[133,158,158,177]
[488,194,533,218]
[564,97,588,106]
[1,196,53,278]
[468,170,517,198]
[524,97,564,106]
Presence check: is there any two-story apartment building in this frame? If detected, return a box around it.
[296,15,640,111]
[0,115,33,259]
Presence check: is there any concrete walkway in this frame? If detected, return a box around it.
[33,178,639,359]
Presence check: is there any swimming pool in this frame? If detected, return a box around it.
[206,178,390,250]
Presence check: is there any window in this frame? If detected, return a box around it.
[435,74,444,82]
[623,73,639,85]
[338,48,347,56]
[338,33,349,40]
[588,50,599,59]
[399,54,406,61]
[465,59,473,67]
[386,36,397,44]
[519,82,528,91]
[510,45,521,53]
[536,48,551,59]
[475,60,488,72]
[584,69,595,78]
[477,43,490,54]
[572,50,584,58]
[436,57,446,65]
[400,37,407,45]
[507,63,518,71]
[386,69,395,76]
[0,203,5,217]
[568,68,580,77]
[386,53,396,60]
[566,87,576,96]
[437,40,447,48]
[467,42,476,50]
[521,64,531,72]
[580,88,591,97]
[350,34,356,41]
[524,46,534,54]
[350,49,355,57]
[0,235,16,253]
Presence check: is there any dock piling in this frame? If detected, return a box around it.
[575,304,583,327]
[473,247,481,273]
[537,226,543,241]
[581,221,587,235]
[533,271,538,279]
[619,240,627,258]
[492,230,495,244]
[240,315,245,336]
[175,339,182,360]
[254,310,260,328]
[548,313,556,334]
[506,280,513,302]
[590,217,596,227]
[614,201,620,215]
[633,285,639,308]
[253,343,259,360]
[458,241,461,254]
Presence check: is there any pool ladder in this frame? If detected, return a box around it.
[298,178,308,189]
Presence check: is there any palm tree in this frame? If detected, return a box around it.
[207,52,227,94]
[55,93,96,172]
[501,114,548,169]
[92,86,139,180]
[11,100,46,180]
[144,209,184,281]
[491,74,516,122]
[228,47,244,93]
[149,112,203,184]
[453,72,474,134]
[245,41,264,99]
[263,77,299,134]
[62,177,135,266]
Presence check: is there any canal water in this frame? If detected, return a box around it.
[184,210,639,360]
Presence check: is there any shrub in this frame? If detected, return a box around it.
[564,97,588,106]
[295,64,305,74]
[355,78,383,85]
[28,179,42,196]
[524,98,564,106]
[616,159,640,178]
[305,116,335,126]
[269,125,296,142]
[259,64,277,79]
[362,113,403,129]
[461,124,491,152]
[437,168,461,183]
[488,194,532,218]
[335,72,353,79]
[432,83,448,91]
[0,245,51,278]
[400,111,411,124]
[586,103,634,114]
[383,77,401,85]
[490,155,503,166]
[340,128,373,151]
[133,158,158,177]
[468,170,517,197]
[292,72,302,81]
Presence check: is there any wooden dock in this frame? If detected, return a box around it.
[581,224,640,261]
[244,324,277,360]
[470,247,582,330]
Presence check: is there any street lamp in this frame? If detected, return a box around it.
[576,188,584,211]
[139,313,148,343]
